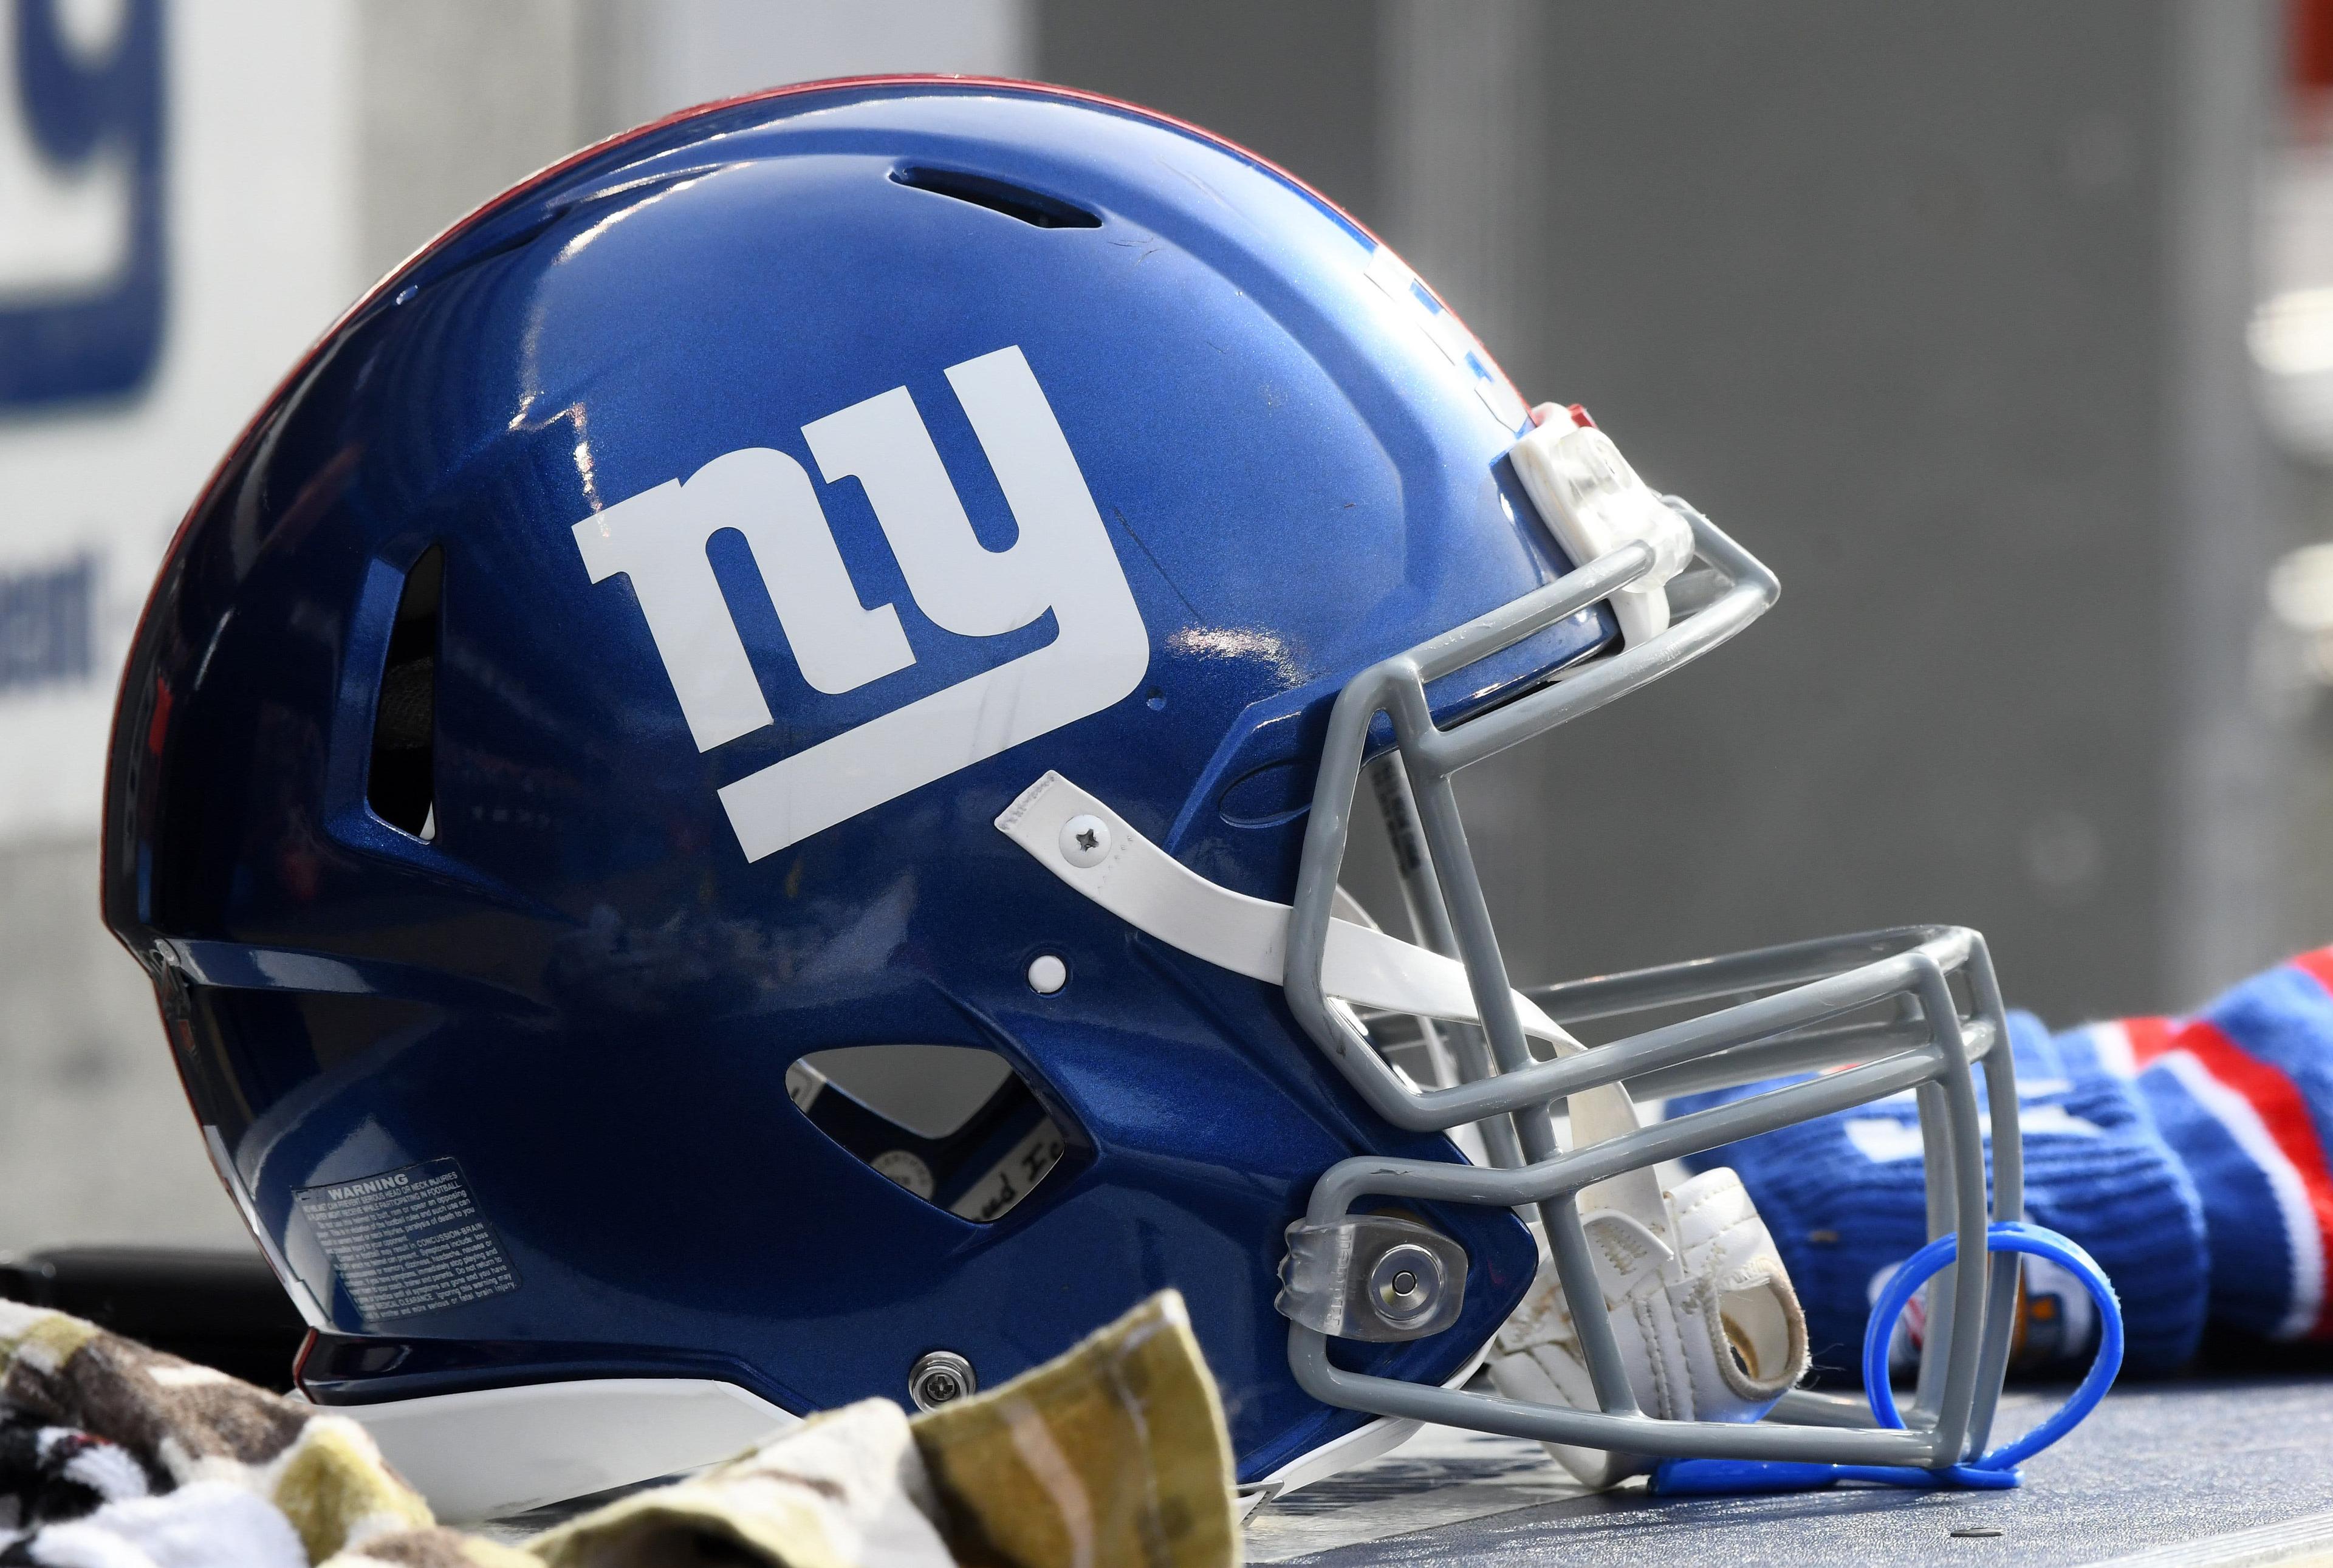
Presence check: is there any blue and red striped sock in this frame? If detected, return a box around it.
[1668,1009,2209,1379]
[2089,948,2333,1344]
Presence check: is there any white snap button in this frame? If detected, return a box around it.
[1027,954,1069,995]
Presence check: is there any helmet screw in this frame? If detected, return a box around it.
[1027,953,1069,995]
[1368,1242,1445,1330]
[909,1349,976,1412]
[1059,814,1112,869]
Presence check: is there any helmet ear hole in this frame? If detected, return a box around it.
[368,546,442,840]
[784,1044,1073,1223]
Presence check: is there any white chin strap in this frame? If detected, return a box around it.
[998,772,1809,1485]
[998,770,1587,1042]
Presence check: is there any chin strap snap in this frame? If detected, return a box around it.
[1487,1166,1811,1489]
[1648,1221,2125,1496]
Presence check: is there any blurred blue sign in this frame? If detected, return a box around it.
[0,0,165,410]
[0,553,94,691]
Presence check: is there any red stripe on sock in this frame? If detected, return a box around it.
[2289,947,2333,999]
[2168,1016,2333,1338]
[2124,1016,2179,1066]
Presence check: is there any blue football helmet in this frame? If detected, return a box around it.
[103,78,2090,1521]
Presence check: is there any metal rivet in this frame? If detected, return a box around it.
[1368,1242,1444,1330]
[1059,814,1112,868]
[1027,954,1068,995]
[909,1350,976,1412]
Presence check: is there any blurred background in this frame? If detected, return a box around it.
[1,0,2327,1251]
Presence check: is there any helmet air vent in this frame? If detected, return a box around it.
[368,545,441,841]
[889,164,1100,230]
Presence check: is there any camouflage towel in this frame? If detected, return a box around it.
[0,1291,1238,1568]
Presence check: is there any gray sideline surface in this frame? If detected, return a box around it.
[1242,1378,2333,1567]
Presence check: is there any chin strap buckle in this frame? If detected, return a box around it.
[1277,1214,1470,1343]
[1510,403,1697,648]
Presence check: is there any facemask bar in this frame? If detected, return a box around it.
[1279,501,2024,1471]
[1363,758,1526,1169]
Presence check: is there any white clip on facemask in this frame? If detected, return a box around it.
[1509,404,1696,647]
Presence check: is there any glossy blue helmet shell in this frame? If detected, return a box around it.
[103,77,1612,1483]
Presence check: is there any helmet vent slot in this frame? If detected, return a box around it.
[368,546,441,841]
[889,165,1100,230]
[784,1044,1072,1222]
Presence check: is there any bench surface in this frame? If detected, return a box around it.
[1241,1378,2333,1566]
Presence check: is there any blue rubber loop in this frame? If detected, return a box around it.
[1650,1220,2122,1496]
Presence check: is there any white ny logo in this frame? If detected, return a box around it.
[572,346,1149,861]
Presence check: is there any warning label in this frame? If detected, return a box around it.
[294,1159,519,1323]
